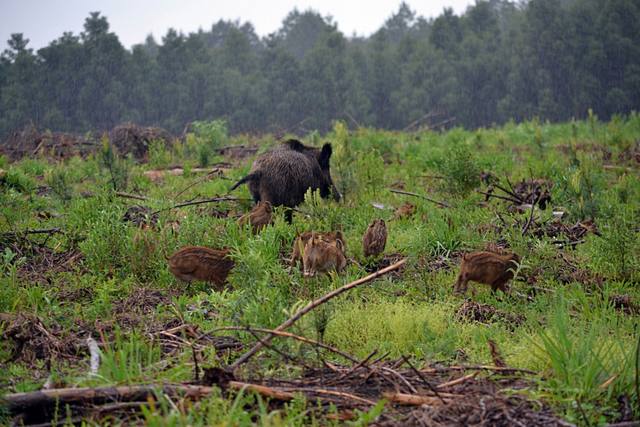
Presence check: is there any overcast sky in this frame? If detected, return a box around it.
[0,0,474,51]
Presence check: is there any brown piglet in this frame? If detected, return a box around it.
[290,231,345,269]
[302,233,347,277]
[362,219,387,257]
[454,251,520,295]
[167,246,235,290]
[238,201,273,234]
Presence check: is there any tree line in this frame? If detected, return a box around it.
[0,0,639,138]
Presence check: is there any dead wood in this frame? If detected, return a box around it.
[388,188,451,208]
[213,326,359,363]
[436,372,478,389]
[228,381,295,401]
[521,192,541,235]
[153,196,248,215]
[1,228,62,237]
[382,391,451,406]
[115,191,150,201]
[1,384,216,415]
[229,258,407,370]
[421,365,537,375]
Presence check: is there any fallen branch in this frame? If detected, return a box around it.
[421,365,537,375]
[477,190,520,204]
[174,169,227,198]
[1,228,62,237]
[213,326,359,364]
[228,381,294,401]
[115,191,149,201]
[1,384,216,415]
[388,188,450,208]
[152,196,249,215]
[382,391,450,406]
[521,192,541,236]
[400,355,444,403]
[230,258,407,370]
[436,372,478,389]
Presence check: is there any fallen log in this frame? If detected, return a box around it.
[1,384,215,415]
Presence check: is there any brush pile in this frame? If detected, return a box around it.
[109,123,174,160]
[0,125,96,160]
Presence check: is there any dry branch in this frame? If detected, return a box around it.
[388,188,451,208]
[421,365,537,375]
[228,381,295,401]
[213,326,359,364]
[230,258,407,370]
[382,391,450,406]
[1,384,216,414]
[436,372,478,389]
[115,191,149,201]
[152,196,248,215]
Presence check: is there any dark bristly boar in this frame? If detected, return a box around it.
[167,246,235,290]
[362,219,387,257]
[238,201,273,234]
[454,251,520,295]
[229,139,340,222]
[291,231,346,269]
[302,232,347,277]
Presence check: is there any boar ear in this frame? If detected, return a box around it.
[283,139,306,152]
[335,238,344,252]
[318,143,332,168]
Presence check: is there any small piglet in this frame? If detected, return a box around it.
[302,233,347,277]
[362,219,387,257]
[290,231,345,269]
[454,251,520,295]
[238,201,273,234]
[168,246,235,289]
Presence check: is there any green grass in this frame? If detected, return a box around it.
[1,115,639,425]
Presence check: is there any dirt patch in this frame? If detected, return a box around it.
[364,254,406,279]
[0,125,97,161]
[617,140,640,165]
[0,313,84,365]
[418,251,463,273]
[531,218,600,245]
[609,294,639,315]
[122,205,159,228]
[200,358,566,426]
[456,301,525,326]
[0,233,84,284]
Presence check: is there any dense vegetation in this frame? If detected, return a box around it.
[0,116,638,425]
[1,0,640,138]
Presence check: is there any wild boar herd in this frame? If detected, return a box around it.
[166,139,520,296]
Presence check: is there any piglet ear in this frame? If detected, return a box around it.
[318,143,333,168]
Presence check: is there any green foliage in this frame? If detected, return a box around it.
[436,141,481,195]
[45,166,73,202]
[531,297,638,422]
[147,139,173,169]
[0,118,639,425]
[98,136,130,191]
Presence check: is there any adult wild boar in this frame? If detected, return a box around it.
[230,139,340,221]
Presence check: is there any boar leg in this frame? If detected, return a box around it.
[284,208,293,224]
[454,273,468,295]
